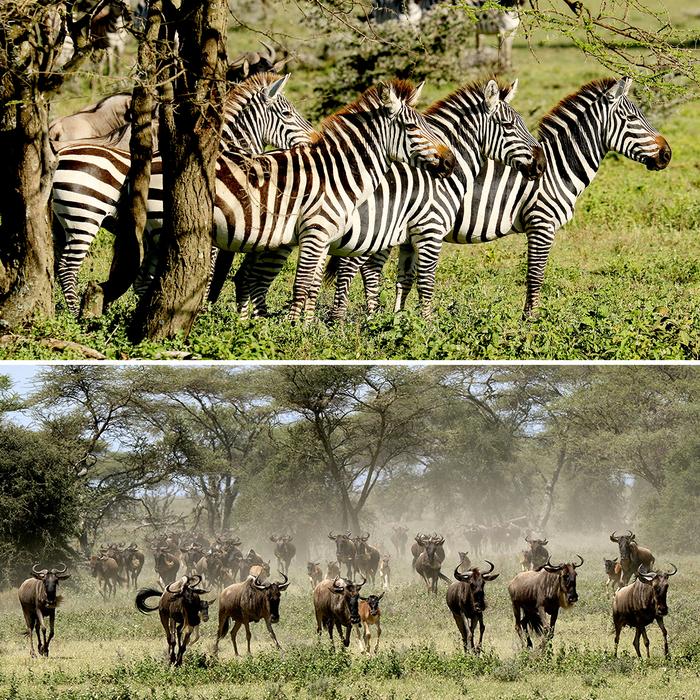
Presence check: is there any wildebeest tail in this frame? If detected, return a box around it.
[218,616,230,639]
[135,588,161,614]
[438,572,451,584]
[524,608,544,635]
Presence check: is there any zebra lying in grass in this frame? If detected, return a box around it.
[328,77,672,320]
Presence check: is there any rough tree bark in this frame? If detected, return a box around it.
[81,0,164,318]
[129,0,228,342]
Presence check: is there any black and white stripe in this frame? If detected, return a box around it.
[52,73,313,315]
[208,80,456,323]
[353,78,672,318]
[236,79,544,319]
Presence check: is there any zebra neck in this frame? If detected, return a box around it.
[539,109,607,197]
[221,106,264,155]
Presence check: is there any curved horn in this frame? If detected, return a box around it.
[525,534,532,543]
[328,531,336,540]
[276,572,290,590]
[610,531,619,542]
[453,565,470,582]
[188,574,202,587]
[55,563,68,574]
[252,575,269,591]
[637,564,656,582]
[260,40,276,62]
[572,555,584,569]
[32,564,44,576]
[666,563,678,577]
[376,592,385,601]
[483,560,495,574]
[541,539,549,546]
[627,530,633,537]
[331,576,344,593]
[355,576,367,589]
[166,581,180,592]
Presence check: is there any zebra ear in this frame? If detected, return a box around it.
[379,83,403,118]
[605,77,632,104]
[409,81,425,107]
[503,79,518,104]
[265,74,290,102]
[484,80,500,114]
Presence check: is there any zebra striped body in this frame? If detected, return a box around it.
[53,73,314,315]
[208,80,456,322]
[234,80,544,319]
[346,78,671,318]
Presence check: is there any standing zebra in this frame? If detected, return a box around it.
[465,0,525,70]
[52,73,314,315]
[333,77,672,319]
[227,79,544,319]
[209,80,456,323]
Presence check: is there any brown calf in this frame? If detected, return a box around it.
[358,593,384,653]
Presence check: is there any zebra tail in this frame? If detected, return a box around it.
[322,255,340,286]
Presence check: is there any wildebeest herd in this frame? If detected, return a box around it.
[19,526,677,666]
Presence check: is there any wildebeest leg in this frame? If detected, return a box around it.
[244,622,253,655]
[632,627,642,657]
[640,626,650,659]
[326,619,335,645]
[476,613,485,653]
[44,611,55,657]
[452,613,469,652]
[359,622,368,653]
[176,627,192,667]
[264,617,282,651]
[230,620,242,656]
[374,620,381,653]
[24,611,37,657]
[613,617,623,656]
[512,603,526,648]
[342,623,352,648]
[656,617,669,657]
[35,609,49,656]
[547,608,559,642]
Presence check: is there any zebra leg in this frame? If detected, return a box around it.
[499,30,515,70]
[360,250,391,315]
[237,247,292,318]
[413,234,444,318]
[303,247,334,318]
[208,249,235,304]
[329,255,365,321]
[523,226,555,319]
[290,234,330,323]
[57,231,101,316]
[394,243,417,312]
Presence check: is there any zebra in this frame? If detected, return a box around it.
[334,77,672,320]
[206,80,457,323]
[52,73,314,315]
[226,79,545,320]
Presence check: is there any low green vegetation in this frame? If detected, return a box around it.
[1,549,698,700]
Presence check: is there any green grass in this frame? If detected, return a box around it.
[12,0,700,360]
[1,548,698,699]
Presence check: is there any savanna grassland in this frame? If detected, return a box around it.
[6,1,700,360]
[1,545,698,700]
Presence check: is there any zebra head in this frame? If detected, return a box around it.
[222,73,315,155]
[482,79,546,181]
[379,80,456,178]
[601,77,671,171]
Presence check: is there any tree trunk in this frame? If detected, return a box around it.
[128,0,227,342]
[539,445,567,531]
[81,0,163,317]
[0,89,56,327]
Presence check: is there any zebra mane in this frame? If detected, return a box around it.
[312,79,419,142]
[224,72,288,115]
[538,78,617,138]
[423,79,512,117]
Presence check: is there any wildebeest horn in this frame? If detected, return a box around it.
[191,587,211,595]
[543,557,563,573]
[666,563,678,577]
[453,566,470,582]
[483,560,495,574]
[627,530,633,537]
[525,534,532,543]
[355,576,366,590]
[637,564,656,582]
[252,575,269,591]
[331,576,344,593]
[541,539,548,545]
[376,592,384,601]
[32,564,47,578]
[572,555,584,569]
[610,531,619,542]
[54,563,68,574]
[260,40,275,62]
[328,531,336,540]
[276,572,290,590]
[188,574,202,587]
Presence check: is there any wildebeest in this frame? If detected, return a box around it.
[270,535,296,575]
[446,561,500,653]
[353,533,381,585]
[307,562,323,589]
[313,576,366,647]
[249,562,271,581]
[89,554,121,598]
[457,551,472,574]
[153,546,180,587]
[18,564,70,657]
[238,549,267,581]
[328,532,357,579]
[415,535,450,594]
[613,564,677,658]
[604,557,622,593]
[379,555,391,590]
[524,535,550,570]
[226,41,287,83]
[326,561,341,579]
[390,526,409,557]
[135,575,212,666]
[48,92,132,142]
[508,556,584,648]
[181,543,206,577]
[411,533,428,569]
[214,573,290,656]
[358,593,384,653]
[124,543,144,589]
[610,531,655,586]
[464,525,485,557]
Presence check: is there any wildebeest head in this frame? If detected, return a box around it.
[32,563,70,606]
[453,560,499,613]
[198,598,214,623]
[166,575,210,626]
[424,536,444,563]
[252,572,290,623]
[543,556,583,607]
[307,561,320,576]
[525,534,548,550]
[327,561,341,578]
[331,576,365,625]
[604,557,619,576]
[637,564,677,617]
[360,592,384,617]
[328,531,355,561]
[610,530,635,560]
